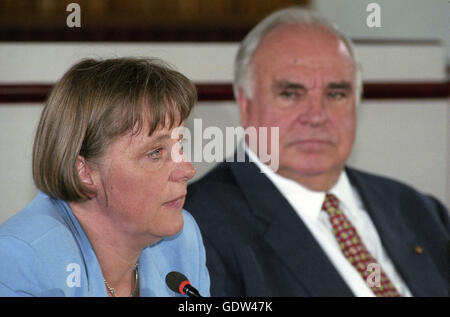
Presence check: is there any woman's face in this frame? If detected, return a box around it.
[91,121,195,245]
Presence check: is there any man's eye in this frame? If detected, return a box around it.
[280,90,298,98]
[328,91,348,99]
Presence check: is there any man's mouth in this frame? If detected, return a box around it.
[287,139,333,151]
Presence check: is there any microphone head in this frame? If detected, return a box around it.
[166,271,191,295]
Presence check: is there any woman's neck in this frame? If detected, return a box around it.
[68,200,142,297]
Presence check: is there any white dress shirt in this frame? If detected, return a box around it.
[245,144,412,297]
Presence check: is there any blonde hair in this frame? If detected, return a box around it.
[33,57,196,202]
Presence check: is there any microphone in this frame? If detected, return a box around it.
[165,271,202,297]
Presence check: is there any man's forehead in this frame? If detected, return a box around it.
[268,57,355,81]
[254,24,353,65]
[289,56,354,68]
[253,30,355,82]
[266,23,343,44]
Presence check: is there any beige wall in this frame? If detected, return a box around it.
[0,42,448,223]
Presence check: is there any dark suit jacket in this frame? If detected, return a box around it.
[185,156,450,296]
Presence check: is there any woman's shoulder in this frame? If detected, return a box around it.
[0,193,94,296]
[0,192,84,275]
[0,192,72,244]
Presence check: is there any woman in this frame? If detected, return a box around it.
[0,57,210,297]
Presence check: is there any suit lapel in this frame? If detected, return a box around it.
[230,158,353,296]
[347,168,448,296]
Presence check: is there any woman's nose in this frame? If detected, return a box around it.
[170,159,196,183]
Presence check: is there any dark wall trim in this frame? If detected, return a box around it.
[0,26,444,46]
[0,29,444,45]
[0,27,252,42]
[0,82,448,104]
[362,82,449,100]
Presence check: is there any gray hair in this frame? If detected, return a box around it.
[233,7,362,105]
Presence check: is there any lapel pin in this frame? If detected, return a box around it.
[414,246,423,254]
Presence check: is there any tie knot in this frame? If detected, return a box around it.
[322,193,340,214]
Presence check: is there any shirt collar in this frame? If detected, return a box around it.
[329,171,362,213]
[244,143,358,222]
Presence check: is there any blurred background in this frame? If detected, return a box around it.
[0,0,449,223]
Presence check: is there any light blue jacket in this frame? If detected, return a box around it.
[0,192,210,297]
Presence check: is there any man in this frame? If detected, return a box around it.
[185,8,449,296]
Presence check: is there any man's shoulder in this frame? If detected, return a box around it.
[187,162,244,203]
[347,167,449,224]
[185,161,258,229]
[189,161,235,186]
[347,167,434,199]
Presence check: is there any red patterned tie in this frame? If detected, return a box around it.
[322,193,401,297]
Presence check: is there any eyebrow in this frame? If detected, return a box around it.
[146,131,184,146]
[326,81,353,91]
[134,133,172,153]
[150,133,172,143]
[273,80,353,96]
[273,80,307,92]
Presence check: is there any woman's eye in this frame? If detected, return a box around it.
[148,148,163,160]
[178,139,184,152]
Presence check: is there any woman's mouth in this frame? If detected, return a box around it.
[163,194,186,208]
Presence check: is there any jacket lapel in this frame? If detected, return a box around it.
[347,168,448,296]
[230,158,354,296]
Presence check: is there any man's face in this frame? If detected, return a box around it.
[92,120,195,245]
[240,24,357,190]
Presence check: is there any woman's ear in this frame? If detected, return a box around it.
[76,155,96,189]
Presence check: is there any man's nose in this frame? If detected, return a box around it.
[298,91,328,126]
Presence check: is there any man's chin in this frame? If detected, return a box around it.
[280,156,335,176]
[277,160,343,188]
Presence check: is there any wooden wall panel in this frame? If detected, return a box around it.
[0,0,310,41]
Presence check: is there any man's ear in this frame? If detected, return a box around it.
[76,155,96,189]
[236,88,252,128]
